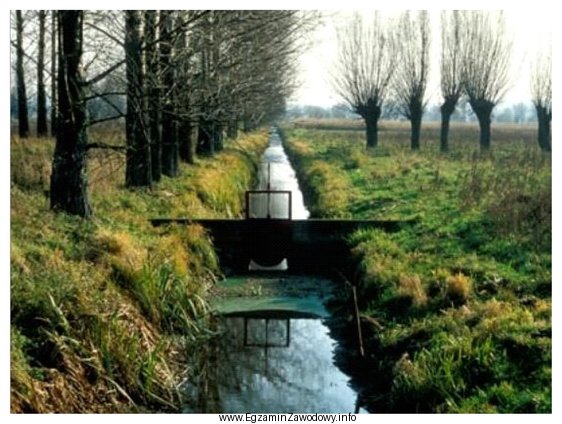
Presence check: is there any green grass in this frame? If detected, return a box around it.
[281,121,551,413]
[10,130,268,412]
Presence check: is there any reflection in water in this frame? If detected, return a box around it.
[185,312,361,413]
[183,129,363,413]
[249,129,309,220]
[243,317,290,348]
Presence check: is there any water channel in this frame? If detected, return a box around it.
[183,129,364,413]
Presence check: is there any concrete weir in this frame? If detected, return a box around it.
[150,217,410,272]
[150,127,413,272]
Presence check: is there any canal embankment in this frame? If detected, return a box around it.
[11,131,269,412]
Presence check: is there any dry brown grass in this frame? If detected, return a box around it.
[446,273,472,304]
[11,136,53,191]
[398,274,428,308]
[90,229,148,286]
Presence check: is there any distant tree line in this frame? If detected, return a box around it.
[332,10,551,152]
[11,10,313,217]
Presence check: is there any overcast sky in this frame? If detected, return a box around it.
[291,9,552,107]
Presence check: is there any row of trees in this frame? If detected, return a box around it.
[333,11,552,152]
[12,10,311,217]
[286,101,540,123]
[12,10,54,138]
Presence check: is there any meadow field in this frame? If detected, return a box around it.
[282,119,551,413]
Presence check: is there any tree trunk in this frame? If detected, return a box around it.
[410,114,422,150]
[365,116,378,148]
[407,98,424,150]
[197,119,214,156]
[474,112,491,150]
[440,100,456,152]
[175,13,194,165]
[161,119,178,176]
[36,10,48,137]
[144,11,161,182]
[477,114,491,150]
[15,11,29,138]
[196,13,219,157]
[125,10,151,188]
[243,118,252,133]
[50,11,91,217]
[50,11,57,136]
[360,105,381,149]
[536,105,551,152]
[213,124,224,151]
[470,99,494,151]
[160,11,179,177]
[179,121,196,164]
[189,124,198,164]
[227,121,238,139]
[440,112,451,152]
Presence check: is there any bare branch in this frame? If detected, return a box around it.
[87,114,125,126]
[393,11,431,149]
[331,12,395,147]
[85,59,125,86]
[460,11,512,149]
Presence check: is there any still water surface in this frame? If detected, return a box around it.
[184,312,361,413]
[184,129,362,413]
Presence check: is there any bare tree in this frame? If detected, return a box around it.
[196,11,217,156]
[144,11,162,179]
[393,11,431,150]
[37,10,309,215]
[188,11,312,144]
[15,11,29,138]
[531,48,551,152]
[332,12,395,148]
[125,10,151,187]
[50,10,57,136]
[174,11,197,163]
[461,11,511,150]
[36,10,48,137]
[159,10,179,176]
[439,11,464,152]
[50,11,91,216]
[80,11,126,128]
[148,10,206,167]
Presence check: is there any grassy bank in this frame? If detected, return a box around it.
[10,130,268,412]
[282,121,551,413]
